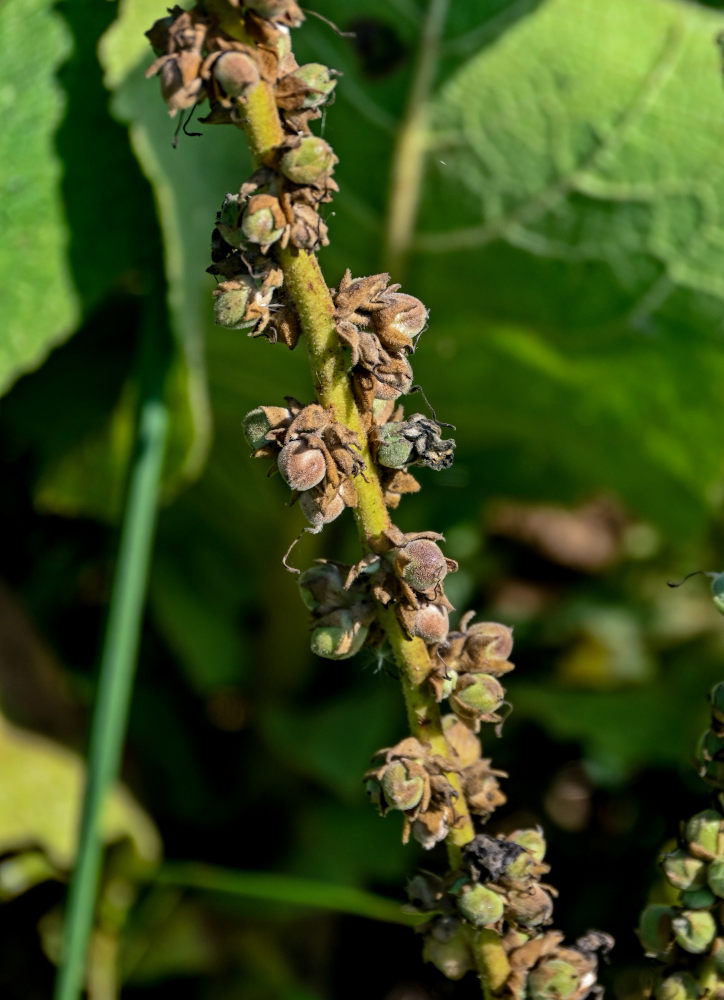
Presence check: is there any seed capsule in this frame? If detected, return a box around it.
[527,959,581,1000]
[396,538,448,592]
[696,729,724,785]
[685,809,724,858]
[655,972,700,1000]
[373,293,428,352]
[506,884,554,927]
[661,849,707,891]
[380,760,426,812]
[422,926,474,981]
[508,828,546,863]
[456,884,504,927]
[309,619,368,660]
[242,407,272,451]
[375,424,415,469]
[299,488,345,530]
[638,904,675,959]
[672,909,716,954]
[241,198,285,247]
[216,192,246,248]
[412,604,449,644]
[277,440,327,491]
[213,278,256,330]
[297,563,346,612]
[212,51,260,97]
[679,887,716,910]
[279,137,337,185]
[453,674,505,715]
[281,63,337,109]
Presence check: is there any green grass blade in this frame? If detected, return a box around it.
[155,863,425,927]
[54,318,171,1000]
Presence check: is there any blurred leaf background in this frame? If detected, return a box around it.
[5,0,724,996]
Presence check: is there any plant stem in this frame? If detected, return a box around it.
[384,0,449,277]
[54,316,171,1000]
[154,863,426,926]
[221,49,476,860]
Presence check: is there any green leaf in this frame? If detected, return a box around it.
[0,712,161,873]
[0,0,78,393]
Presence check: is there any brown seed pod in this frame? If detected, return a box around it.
[277,440,326,491]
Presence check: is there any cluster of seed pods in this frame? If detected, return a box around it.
[638,683,724,1000]
[144,2,612,994]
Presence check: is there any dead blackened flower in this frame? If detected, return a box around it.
[372,414,455,471]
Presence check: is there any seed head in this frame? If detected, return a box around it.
[279,136,337,185]
[506,884,554,928]
[277,440,326,491]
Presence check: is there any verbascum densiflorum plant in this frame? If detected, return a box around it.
[639,682,724,1000]
[145,2,613,994]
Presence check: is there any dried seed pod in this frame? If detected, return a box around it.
[299,485,346,530]
[373,292,428,352]
[395,538,450,592]
[655,972,700,1000]
[422,925,474,981]
[638,904,676,959]
[158,54,204,114]
[212,51,260,97]
[671,909,716,954]
[380,760,427,812]
[279,136,337,185]
[685,809,724,858]
[277,440,327,491]
[661,849,707,891]
[456,884,505,927]
[411,603,449,644]
[506,884,554,928]
[527,958,581,1000]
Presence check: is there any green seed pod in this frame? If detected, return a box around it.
[297,563,346,612]
[277,440,327,491]
[285,63,337,109]
[708,857,724,898]
[506,884,554,928]
[397,538,448,592]
[375,423,415,469]
[672,909,717,954]
[212,51,260,97]
[456,884,505,927]
[422,927,474,981]
[279,136,337,185]
[454,674,505,715]
[412,604,449,645]
[241,199,285,247]
[679,887,716,910]
[380,760,426,812]
[213,278,257,330]
[685,809,724,858]
[216,192,246,248]
[309,619,368,660]
[527,959,581,1000]
[661,849,707,891]
[502,849,538,886]
[655,972,700,1000]
[242,407,272,451]
[638,904,675,959]
[508,828,547,863]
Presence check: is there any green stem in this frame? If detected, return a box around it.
[54,316,171,1000]
[154,863,425,927]
[223,19,476,869]
[384,0,449,277]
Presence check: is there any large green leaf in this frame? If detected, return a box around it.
[0,0,77,392]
